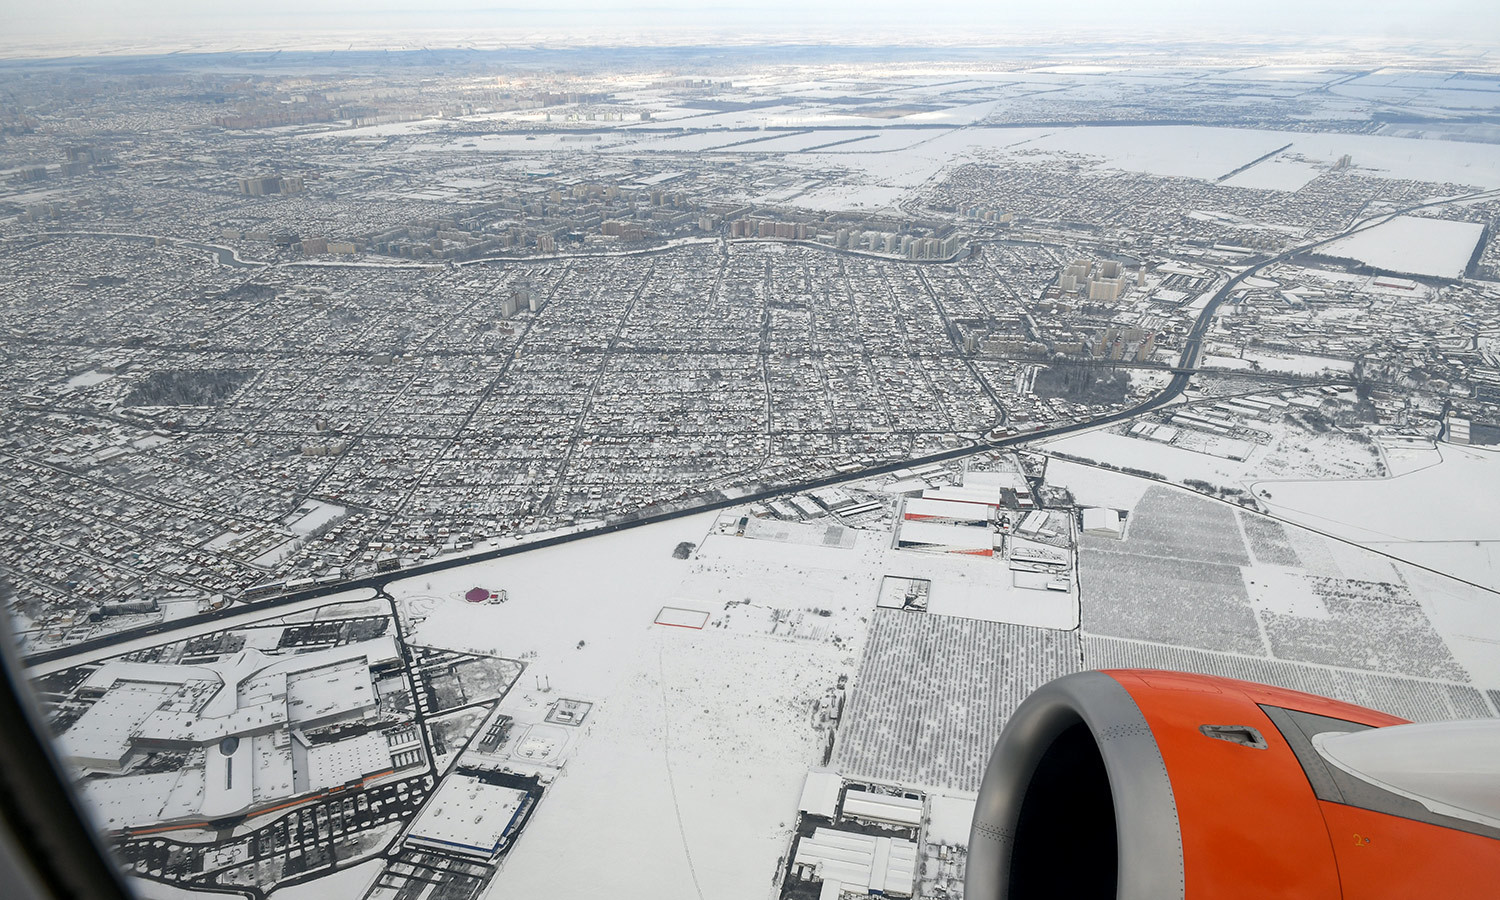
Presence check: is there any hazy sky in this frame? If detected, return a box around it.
[5,0,1499,53]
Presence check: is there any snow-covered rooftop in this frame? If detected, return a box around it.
[797,769,842,818]
[1082,507,1124,536]
[793,828,918,897]
[62,636,400,825]
[897,520,995,552]
[841,788,924,827]
[285,658,376,726]
[305,732,394,789]
[406,774,530,860]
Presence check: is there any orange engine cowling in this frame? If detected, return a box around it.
[966,669,1500,899]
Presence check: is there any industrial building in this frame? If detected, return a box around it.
[405,773,533,861]
[1081,507,1125,538]
[895,520,996,556]
[66,637,409,829]
[790,829,919,899]
[840,786,924,828]
[902,497,991,527]
[786,773,922,900]
[921,469,1033,510]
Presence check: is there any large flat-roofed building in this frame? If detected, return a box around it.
[840,787,923,828]
[284,657,379,728]
[405,774,532,861]
[790,828,918,898]
[922,469,1033,511]
[962,469,1031,498]
[61,636,403,829]
[902,497,990,527]
[1081,507,1124,538]
[62,683,180,771]
[798,768,843,818]
[896,520,996,556]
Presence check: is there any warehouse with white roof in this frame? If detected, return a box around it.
[791,829,919,898]
[902,497,991,527]
[841,787,924,828]
[1081,507,1124,538]
[896,520,997,556]
[405,773,532,861]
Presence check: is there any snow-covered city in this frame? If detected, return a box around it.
[3,14,1500,900]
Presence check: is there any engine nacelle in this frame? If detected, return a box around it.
[967,669,1500,899]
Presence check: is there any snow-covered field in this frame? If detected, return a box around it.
[1043,457,1155,511]
[1239,350,1355,375]
[489,625,846,900]
[395,512,722,707]
[819,128,956,154]
[410,132,633,153]
[1015,126,1500,188]
[1258,443,1500,590]
[1221,155,1324,191]
[1017,126,1295,181]
[1061,462,1500,693]
[388,503,1075,898]
[833,610,1082,793]
[363,118,1500,223]
[1320,215,1485,278]
[394,511,851,900]
[688,518,1077,630]
[1041,417,1381,492]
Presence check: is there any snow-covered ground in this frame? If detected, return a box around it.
[267,860,382,899]
[285,499,346,536]
[1380,438,1442,477]
[374,119,1500,221]
[488,625,846,900]
[382,499,1081,898]
[1018,126,1294,181]
[386,511,846,899]
[1258,443,1500,590]
[1240,350,1355,375]
[305,119,446,139]
[395,512,722,699]
[1320,215,1485,278]
[394,511,846,899]
[954,126,1500,188]
[689,522,1078,631]
[63,369,116,389]
[1059,456,1500,692]
[1221,155,1324,191]
[1041,417,1382,493]
[1044,458,1155,512]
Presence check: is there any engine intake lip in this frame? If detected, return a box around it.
[967,670,1186,900]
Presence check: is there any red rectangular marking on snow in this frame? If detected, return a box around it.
[655,606,710,629]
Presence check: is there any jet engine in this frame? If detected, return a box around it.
[966,669,1500,899]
